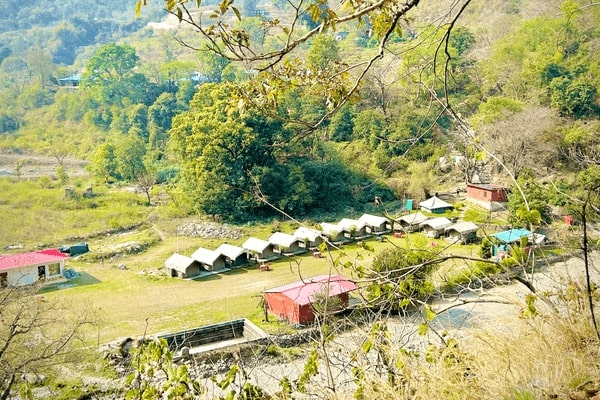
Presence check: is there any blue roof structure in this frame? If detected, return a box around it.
[492,229,531,244]
[58,74,81,85]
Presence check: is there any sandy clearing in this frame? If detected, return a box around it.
[0,153,89,178]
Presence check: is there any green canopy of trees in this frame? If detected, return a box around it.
[167,82,381,220]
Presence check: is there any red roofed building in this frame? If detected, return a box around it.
[263,275,357,324]
[0,249,68,287]
[466,183,508,210]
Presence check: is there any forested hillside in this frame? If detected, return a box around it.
[1,1,600,399]
[0,1,167,66]
[1,0,598,223]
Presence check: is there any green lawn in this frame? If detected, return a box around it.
[38,229,484,344]
[0,178,151,248]
[1,178,510,345]
[40,238,388,342]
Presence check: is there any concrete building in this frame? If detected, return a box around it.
[0,249,68,287]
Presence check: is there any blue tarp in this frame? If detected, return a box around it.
[492,229,531,244]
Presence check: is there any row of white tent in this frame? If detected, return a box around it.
[165,213,391,278]
[165,212,479,279]
[397,212,478,238]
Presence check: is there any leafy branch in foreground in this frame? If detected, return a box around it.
[138,0,475,137]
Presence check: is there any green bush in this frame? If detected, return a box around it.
[38,175,53,188]
[444,261,502,290]
[464,208,489,224]
[479,237,493,258]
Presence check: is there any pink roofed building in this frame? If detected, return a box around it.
[263,275,357,324]
[0,249,68,287]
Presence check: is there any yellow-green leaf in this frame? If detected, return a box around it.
[361,339,373,353]
[424,305,436,322]
[398,298,411,309]
[417,322,429,336]
[135,1,142,18]
[232,6,241,20]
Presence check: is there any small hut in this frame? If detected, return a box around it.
[242,237,278,262]
[396,212,429,233]
[338,218,369,240]
[215,243,248,268]
[466,183,508,210]
[165,253,202,278]
[263,275,357,325]
[0,249,68,287]
[358,213,392,235]
[420,217,453,238]
[444,221,479,244]
[293,227,324,250]
[419,196,454,214]
[319,222,347,244]
[268,232,305,255]
[191,247,227,272]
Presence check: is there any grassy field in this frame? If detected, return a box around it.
[1,178,490,344]
[0,177,151,248]
[39,234,412,344]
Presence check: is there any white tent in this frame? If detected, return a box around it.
[419,196,454,213]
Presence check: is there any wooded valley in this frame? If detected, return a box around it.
[1,0,599,398]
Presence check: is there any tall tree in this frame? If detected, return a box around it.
[115,134,147,182]
[307,34,340,71]
[479,106,559,179]
[1,56,29,94]
[168,82,282,219]
[89,142,118,183]
[22,48,53,89]
[507,169,552,227]
[196,50,230,83]
[81,43,148,106]
[82,43,139,89]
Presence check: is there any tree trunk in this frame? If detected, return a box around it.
[1,373,16,400]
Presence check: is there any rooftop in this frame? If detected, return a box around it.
[419,196,453,210]
[264,275,357,306]
[215,243,245,260]
[420,217,453,230]
[0,249,69,272]
[467,183,507,190]
[191,247,222,264]
[242,237,271,252]
[268,232,299,247]
[399,212,429,225]
[293,226,322,242]
[357,213,390,226]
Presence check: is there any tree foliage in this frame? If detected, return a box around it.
[507,169,552,227]
[167,81,374,219]
[168,82,281,218]
[362,246,435,312]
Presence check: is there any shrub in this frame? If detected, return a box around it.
[444,261,502,290]
[479,237,493,258]
[38,175,53,189]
